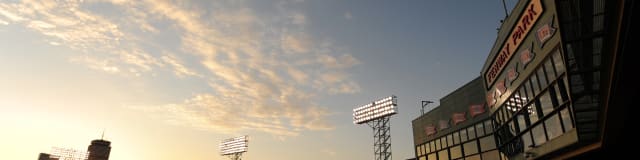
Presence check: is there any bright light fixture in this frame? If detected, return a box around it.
[353,95,398,124]
[219,135,248,155]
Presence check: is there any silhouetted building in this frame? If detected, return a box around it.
[37,153,58,160]
[87,139,111,160]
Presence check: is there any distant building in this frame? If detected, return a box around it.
[87,139,111,160]
[38,153,59,160]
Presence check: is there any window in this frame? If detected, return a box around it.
[545,114,564,140]
[438,149,449,160]
[485,121,493,133]
[532,124,547,146]
[524,79,534,101]
[545,59,557,80]
[538,66,549,88]
[523,132,533,151]
[418,156,426,160]
[528,103,540,124]
[461,129,468,142]
[480,136,496,152]
[482,150,500,160]
[427,153,437,160]
[466,154,481,160]
[447,135,454,147]
[463,141,478,156]
[425,143,430,153]
[441,137,448,148]
[476,123,485,137]
[552,50,565,75]
[540,91,554,116]
[416,146,421,156]
[531,74,541,95]
[468,126,476,139]
[561,108,574,131]
[517,114,527,133]
[450,145,462,159]
[430,141,435,152]
[436,138,441,150]
[453,132,460,144]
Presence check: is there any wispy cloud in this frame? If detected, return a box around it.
[1,0,360,137]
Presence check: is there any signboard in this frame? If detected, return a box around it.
[484,0,543,89]
[452,112,467,125]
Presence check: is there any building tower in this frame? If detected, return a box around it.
[87,139,111,160]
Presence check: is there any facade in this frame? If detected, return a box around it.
[412,77,497,160]
[482,0,634,159]
[413,0,636,159]
[87,139,111,160]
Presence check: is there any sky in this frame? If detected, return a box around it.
[0,0,515,159]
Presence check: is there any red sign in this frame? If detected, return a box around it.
[536,23,556,48]
[484,0,543,88]
[425,125,437,136]
[519,47,535,68]
[470,104,486,117]
[452,112,466,125]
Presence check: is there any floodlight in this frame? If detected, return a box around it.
[50,147,89,160]
[219,135,248,156]
[353,95,398,124]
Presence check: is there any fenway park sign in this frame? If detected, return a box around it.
[484,0,543,88]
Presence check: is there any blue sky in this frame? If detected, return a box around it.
[0,0,515,159]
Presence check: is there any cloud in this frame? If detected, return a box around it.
[161,54,202,78]
[1,0,359,137]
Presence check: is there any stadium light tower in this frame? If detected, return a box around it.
[220,135,248,160]
[353,95,398,160]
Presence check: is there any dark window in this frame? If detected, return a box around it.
[517,114,527,133]
[561,107,574,131]
[528,103,540,124]
[538,66,549,88]
[532,124,547,146]
[531,74,541,96]
[545,58,558,80]
[552,50,566,75]
[545,114,564,140]
[523,132,533,151]
[540,91,554,116]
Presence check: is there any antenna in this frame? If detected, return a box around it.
[501,0,509,18]
[101,129,105,140]
[421,101,433,115]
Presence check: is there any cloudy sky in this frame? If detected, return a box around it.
[0,0,514,159]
